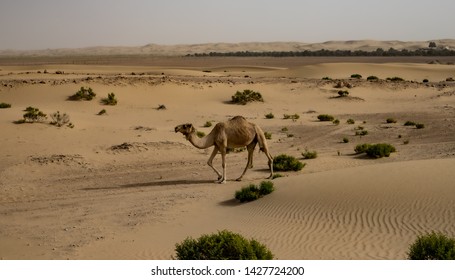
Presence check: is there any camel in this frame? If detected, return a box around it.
[175,116,273,183]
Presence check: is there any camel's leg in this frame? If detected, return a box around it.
[264,147,274,179]
[217,148,227,184]
[236,142,256,181]
[207,146,222,181]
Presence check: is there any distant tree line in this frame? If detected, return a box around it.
[188,48,455,57]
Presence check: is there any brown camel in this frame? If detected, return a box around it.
[175,116,273,183]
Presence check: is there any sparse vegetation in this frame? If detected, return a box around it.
[196,131,206,138]
[17,106,47,123]
[264,131,272,140]
[347,118,355,124]
[407,232,455,260]
[235,181,275,203]
[302,149,318,159]
[265,113,274,119]
[337,90,349,97]
[386,77,405,82]
[157,104,167,110]
[0,102,11,109]
[102,92,118,105]
[367,75,379,81]
[322,76,332,80]
[386,118,397,124]
[50,111,73,128]
[231,89,263,105]
[317,114,335,122]
[423,79,429,83]
[342,137,350,143]
[333,119,340,125]
[283,113,300,121]
[354,143,372,154]
[404,121,416,126]
[351,74,362,79]
[174,230,273,260]
[355,130,368,136]
[271,173,283,179]
[203,121,213,127]
[273,154,305,171]
[416,123,425,129]
[97,109,107,115]
[359,143,396,158]
[69,87,96,101]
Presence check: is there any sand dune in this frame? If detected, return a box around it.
[1,58,454,259]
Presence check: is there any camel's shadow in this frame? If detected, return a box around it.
[81,179,213,191]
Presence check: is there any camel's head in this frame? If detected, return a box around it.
[174,123,195,138]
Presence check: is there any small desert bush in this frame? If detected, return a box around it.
[407,232,455,260]
[50,111,73,128]
[337,90,349,97]
[196,131,206,138]
[156,104,167,110]
[203,121,212,127]
[333,119,340,125]
[264,131,272,140]
[322,76,332,80]
[347,118,355,124]
[386,77,405,82]
[235,181,275,203]
[367,75,379,81]
[351,74,362,79]
[423,79,429,83]
[265,113,274,119]
[102,92,118,105]
[404,121,416,126]
[174,230,273,260]
[271,173,283,179]
[283,113,300,121]
[342,137,350,143]
[386,118,397,124]
[69,87,96,101]
[97,109,107,115]
[365,143,396,158]
[355,130,368,136]
[416,123,425,129]
[317,114,335,121]
[18,106,47,123]
[231,89,263,105]
[273,154,305,171]
[354,143,371,154]
[0,102,11,109]
[302,149,317,159]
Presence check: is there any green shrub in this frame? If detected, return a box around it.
[423,79,429,83]
[174,230,273,260]
[354,143,371,154]
[97,109,107,115]
[386,118,397,124]
[365,143,396,158]
[0,102,11,109]
[317,114,335,121]
[264,131,272,140]
[342,137,350,143]
[302,149,318,159]
[273,154,305,171]
[203,121,213,127]
[416,123,425,129]
[235,181,275,203]
[102,92,117,105]
[367,76,379,81]
[386,77,404,82]
[347,118,355,124]
[259,181,275,196]
[407,232,455,260]
[19,106,47,123]
[265,113,274,119]
[231,89,263,105]
[404,121,416,126]
[355,130,368,136]
[271,173,283,179]
[235,184,260,202]
[69,87,96,101]
[338,90,349,97]
[196,131,206,138]
[333,119,340,125]
[283,113,300,121]
[351,74,362,79]
[322,77,332,80]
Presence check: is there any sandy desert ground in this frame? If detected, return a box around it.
[1,56,454,260]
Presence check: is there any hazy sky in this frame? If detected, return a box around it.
[1,0,454,50]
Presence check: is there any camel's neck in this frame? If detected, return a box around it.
[186,132,214,149]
